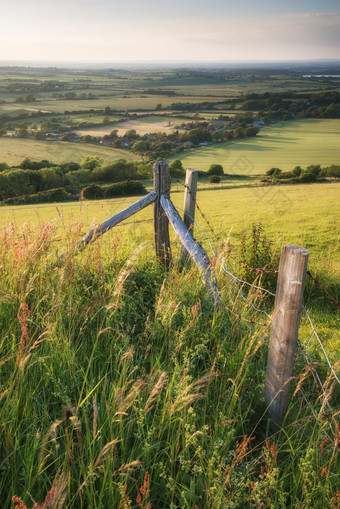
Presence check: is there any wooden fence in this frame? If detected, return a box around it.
[60,160,310,431]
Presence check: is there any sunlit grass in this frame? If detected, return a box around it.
[0,192,339,507]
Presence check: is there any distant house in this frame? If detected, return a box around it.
[62,132,80,142]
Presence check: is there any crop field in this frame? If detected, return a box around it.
[0,94,222,115]
[172,119,340,174]
[75,116,188,137]
[0,137,138,166]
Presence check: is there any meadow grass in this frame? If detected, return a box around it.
[171,119,340,174]
[0,216,338,508]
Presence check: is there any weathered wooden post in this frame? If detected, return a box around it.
[180,168,198,265]
[153,161,171,267]
[264,245,309,428]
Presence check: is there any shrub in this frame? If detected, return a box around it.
[81,184,105,200]
[326,164,340,178]
[2,188,71,205]
[298,172,318,183]
[266,167,281,176]
[103,181,147,198]
[207,164,224,176]
[81,181,147,200]
[209,175,221,183]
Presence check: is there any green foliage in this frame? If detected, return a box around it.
[132,140,149,153]
[169,159,185,178]
[239,222,280,291]
[0,162,9,172]
[92,159,138,182]
[103,180,147,198]
[266,167,281,176]
[3,187,71,205]
[207,163,224,176]
[326,164,340,178]
[81,180,147,200]
[81,156,102,170]
[136,162,153,179]
[209,175,221,183]
[19,158,53,170]
[81,184,105,199]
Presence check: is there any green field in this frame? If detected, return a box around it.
[1,181,339,274]
[172,119,340,174]
[0,137,138,166]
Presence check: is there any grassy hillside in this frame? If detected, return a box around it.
[171,119,340,174]
[0,216,338,508]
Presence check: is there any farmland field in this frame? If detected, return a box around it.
[75,115,186,137]
[171,119,340,174]
[0,137,138,165]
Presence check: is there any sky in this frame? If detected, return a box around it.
[1,0,340,65]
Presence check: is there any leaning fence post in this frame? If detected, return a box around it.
[180,168,198,265]
[153,161,171,267]
[264,245,309,428]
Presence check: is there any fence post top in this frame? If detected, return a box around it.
[283,245,309,256]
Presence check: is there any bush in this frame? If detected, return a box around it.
[326,164,340,178]
[207,164,224,176]
[81,184,105,200]
[2,188,71,205]
[266,167,281,176]
[209,175,221,183]
[81,181,147,200]
[103,181,147,198]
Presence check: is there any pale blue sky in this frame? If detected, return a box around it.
[2,0,340,64]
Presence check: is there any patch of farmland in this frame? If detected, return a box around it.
[171,119,340,174]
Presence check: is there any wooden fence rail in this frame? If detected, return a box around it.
[57,161,311,430]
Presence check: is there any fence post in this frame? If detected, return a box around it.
[264,245,309,428]
[153,161,171,267]
[180,168,198,265]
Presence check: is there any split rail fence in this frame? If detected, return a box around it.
[56,160,336,432]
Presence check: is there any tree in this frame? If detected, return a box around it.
[132,140,148,153]
[81,156,102,170]
[207,164,224,176]
[124,129,138,142]
[169,159,185,178]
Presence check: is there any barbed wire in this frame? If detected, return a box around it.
[178,192,339,438]
[306,270,340,312]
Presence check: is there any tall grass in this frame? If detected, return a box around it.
[0,222,338,508]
